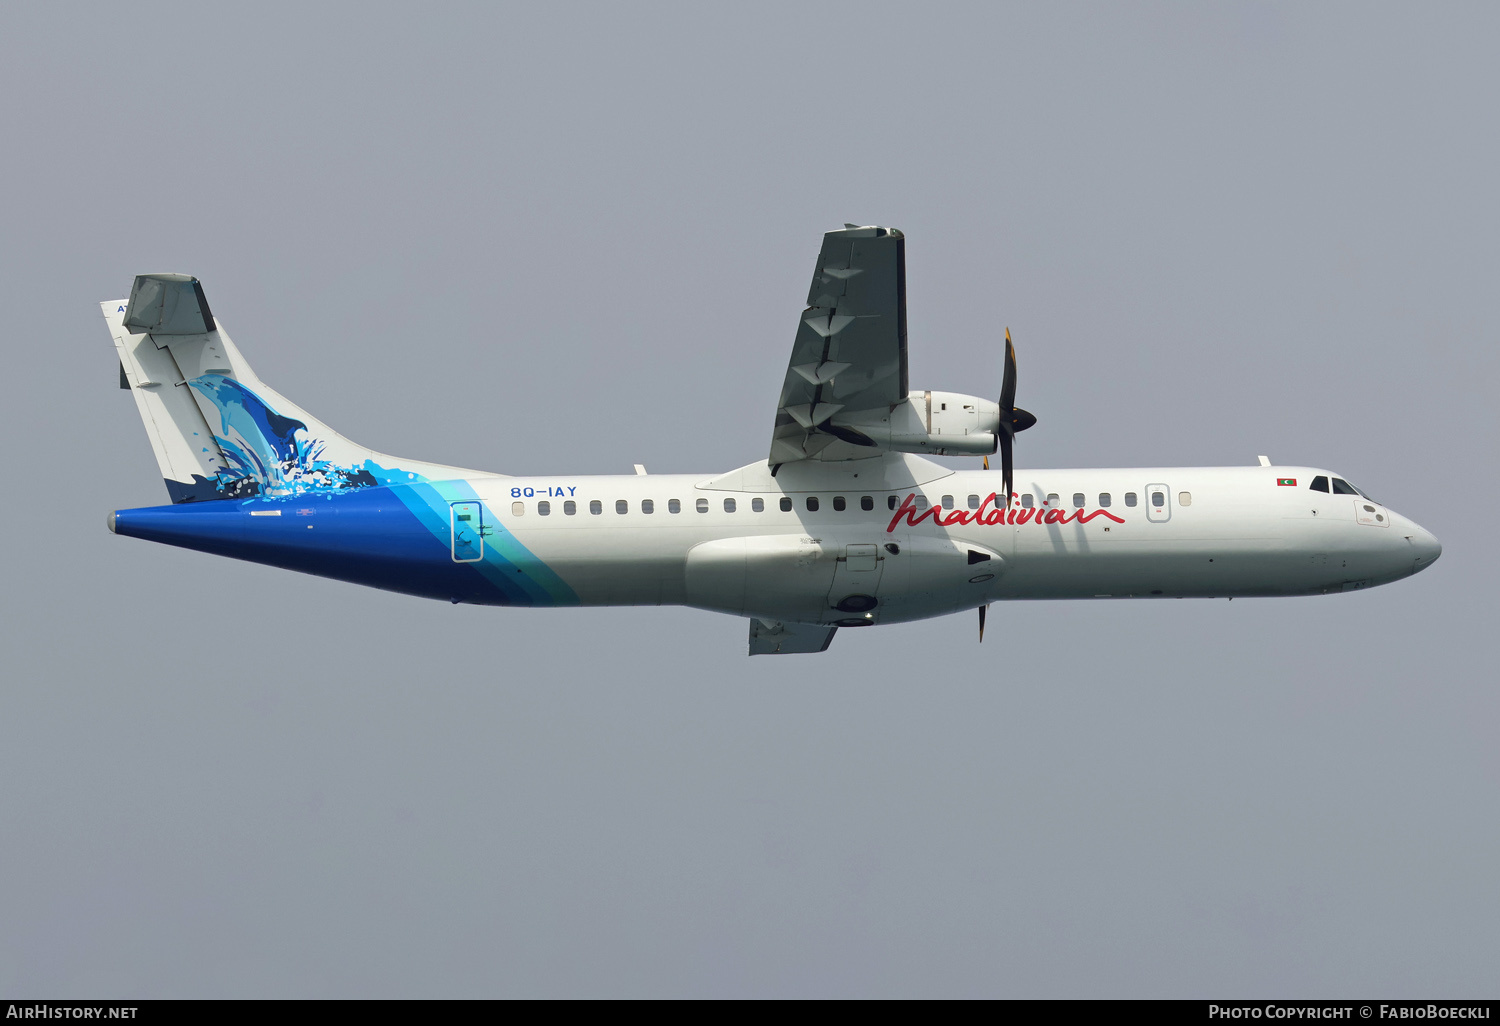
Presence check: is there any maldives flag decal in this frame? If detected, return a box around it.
[1277,478,1297,486]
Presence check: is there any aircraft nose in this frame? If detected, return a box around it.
[1409,526,1441,573]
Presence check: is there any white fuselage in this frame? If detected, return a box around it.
[467,455,1440,627]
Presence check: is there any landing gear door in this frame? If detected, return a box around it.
[828,543,884,616]
[1145,483,1171,523]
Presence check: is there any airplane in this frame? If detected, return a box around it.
[102,225,1441,654]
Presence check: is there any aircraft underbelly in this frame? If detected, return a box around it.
[994,525,1389,598]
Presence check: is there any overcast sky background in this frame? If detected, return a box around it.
[1,1,1496,998]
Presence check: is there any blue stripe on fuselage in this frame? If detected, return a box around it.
[111,486,573,606]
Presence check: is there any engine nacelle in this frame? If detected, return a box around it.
[829,391,999,456]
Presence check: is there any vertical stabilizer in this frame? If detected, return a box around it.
[107,276,233,502]
[106,274,495,503]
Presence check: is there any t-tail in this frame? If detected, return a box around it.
[105,274,485,503]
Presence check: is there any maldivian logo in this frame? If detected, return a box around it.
[887,492,1126,533]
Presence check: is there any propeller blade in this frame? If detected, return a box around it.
[1000,329,1018,413]
[998,428,1014,508]
[996,327,1034,505]
[979,604,988,643]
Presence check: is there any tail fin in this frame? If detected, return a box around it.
[106,274,491,503]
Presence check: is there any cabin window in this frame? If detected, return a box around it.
[968,494,981,509]
[723,498,736,512]
[589,499,603,515]
[512,501,525,516]
[1022,494,1034,509]
[940,495,953,509]
[888,495,897,510]
[861,496,874,511]
[1124,492,1138,507]
[1099,493,1111,507]
[1046,493,1059,506]
[1151,491,1165,507]
[1331,478,1359,495]
[616,499,628,514]
[752,497,764,512]
[564,500,577,515]
[538,500,551,516]
[1073,493,1085,508]
[696,498,709,513]
[806,496,820,512]
[914,495,929,511]
[668,498,681,513]
[780,496,793,512]
[833,495,847,511]
[1310,476,1329,493]
[641,499,654,514]
[1178,492,1192,507]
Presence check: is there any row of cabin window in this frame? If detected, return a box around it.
[513,495,877,516]
[905,491,1189,509]
[511,490,1192,517]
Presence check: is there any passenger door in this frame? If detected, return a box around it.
[451,501,483,562]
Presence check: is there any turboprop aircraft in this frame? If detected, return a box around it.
[103,225,1441,654]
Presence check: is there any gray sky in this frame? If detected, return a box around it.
[1,1,1495,998]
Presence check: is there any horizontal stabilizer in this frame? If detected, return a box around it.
[123,273,216,335]
[749,618,837,655]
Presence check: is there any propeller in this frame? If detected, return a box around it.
[979,330,1036,644]
[996,327,1038,508]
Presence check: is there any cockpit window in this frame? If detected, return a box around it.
[1331,478,1358,495]
[1310,476,1329,492]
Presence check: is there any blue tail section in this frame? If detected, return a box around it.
[110,487,579,607]
[105,274,582,607]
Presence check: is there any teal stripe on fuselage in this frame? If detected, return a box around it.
[388,482,578,606]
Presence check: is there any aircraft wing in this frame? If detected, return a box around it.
[769,226,908,464]
[748,619,837,655]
